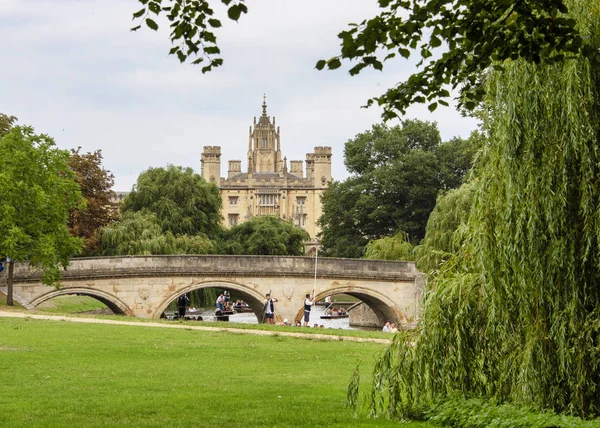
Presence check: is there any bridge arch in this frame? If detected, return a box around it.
[295,287,407,327]
[154,280,267,321]
[30,287,133,316]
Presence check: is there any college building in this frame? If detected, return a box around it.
[200,97,332,250]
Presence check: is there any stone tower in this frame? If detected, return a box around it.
[247,95,282,173]
[200,146,221,186]
[311,146,332,188]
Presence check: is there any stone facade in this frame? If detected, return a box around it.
[200,97,332,247]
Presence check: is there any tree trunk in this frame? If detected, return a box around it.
[6,259,14,306]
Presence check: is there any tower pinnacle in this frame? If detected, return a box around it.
[262,93,267,117]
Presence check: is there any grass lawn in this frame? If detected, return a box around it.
[0,317,431,427]
[36,295,110,314]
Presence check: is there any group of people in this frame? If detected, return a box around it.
[263,292,317,326]
[382,322,399,333]
[216,291,234,313]
[327,307,347,316]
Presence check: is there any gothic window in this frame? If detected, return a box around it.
[229,196,239,206]
[228,214,239,226]
[257,193,278,215]
[300,214,307,228]
[261,137,268,149]
[296,196,306,206]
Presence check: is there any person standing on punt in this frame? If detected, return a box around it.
[263,293,278,324]
[177,294,189,319]
[303,293,315,326]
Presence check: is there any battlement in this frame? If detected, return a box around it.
[203,146,222,154]
[314,146,332,155]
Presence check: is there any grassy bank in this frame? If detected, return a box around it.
[0,317,430,427]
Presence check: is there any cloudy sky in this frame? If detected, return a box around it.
[1,0,478,191]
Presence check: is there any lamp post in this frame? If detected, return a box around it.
[313,239,319,301]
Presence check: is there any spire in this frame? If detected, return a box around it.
[262,93,267,117]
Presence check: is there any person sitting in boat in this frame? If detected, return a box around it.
[216,293,225,311]
[389,322,399,333]
[188,306,197,312]
[382,322,391,332]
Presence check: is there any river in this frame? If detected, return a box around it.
[192,304,358,330]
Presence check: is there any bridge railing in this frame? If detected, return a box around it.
[9,255,418,282]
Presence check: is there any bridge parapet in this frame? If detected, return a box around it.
[9,255,418,282]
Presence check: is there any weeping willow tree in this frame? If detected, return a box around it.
[413,180,477,275]
[352,0,600,419]
[96,211,214,256]
[363,232,415,261]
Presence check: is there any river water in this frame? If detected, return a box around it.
[192,304,357,330]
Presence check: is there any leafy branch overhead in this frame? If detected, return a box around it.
[131,0,248,73]
[316,0,596,119]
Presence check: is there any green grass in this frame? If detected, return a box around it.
[0,317,431,427]
[36,295,109,314]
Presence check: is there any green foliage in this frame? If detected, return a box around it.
[426,397,600,428]
[188,288,218,308]
[0,113,17,137]
[363,232,414,261]
[218,215,309,256]
[123,164,222,239]
[319,120,479,257]
[414,180,477,274]
[96,211,214,256]
[0,126,83,286]
[68,148,118,255]
[319,0,596,119]
[131,0,247,72]
[350,0,600,419]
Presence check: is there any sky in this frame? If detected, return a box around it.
[0,0,478,191]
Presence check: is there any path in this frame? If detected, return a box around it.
[0,310,392,344]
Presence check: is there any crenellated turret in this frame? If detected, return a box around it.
[201,146,222,186]
[308,147,332,188]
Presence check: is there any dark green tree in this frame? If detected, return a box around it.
[68,148,118,255]
[132,1,594,119]
[0,126,84,305]
[319,120,479,257]
[219,216,309,256]
[123,165,222,239]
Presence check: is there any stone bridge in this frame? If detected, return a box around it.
[2,256,421,327]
